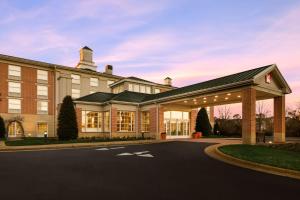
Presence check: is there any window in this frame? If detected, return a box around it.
[107,80,114,88]
[37,122,48,137]
[140,85,146,93]
[117,111,135,132]
[8,99,21,111]
[141,111,150,132]
[37,70,48,81]
[128,84,133,91]
[133,84,139,92]
[104,111,110,132]
[112,85,124,94]
[37,85,48,97]
[72,89,80,98]
[154,88,160,94]
[81,111,102,132]
[8,65,21,77]
[8,82,21,94]
[90,91,96,94]
[90,77,98,87]
[71,74,80,84]
[146,86,151,94]
[164,111,190,136]
[37,101,48,113]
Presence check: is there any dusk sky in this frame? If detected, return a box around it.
[1,0,299,115]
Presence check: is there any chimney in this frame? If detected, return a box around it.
[76,46,97,71]
[164,77,172,86]
[105,65,113,75]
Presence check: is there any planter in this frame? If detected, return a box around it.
[192,132,202,139]
[161,132,167,140]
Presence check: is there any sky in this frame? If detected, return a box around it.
[0,0,299,116]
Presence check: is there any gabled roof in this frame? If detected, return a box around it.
[75,64,292,105]
[76,91,150,103]
[142,65,274,102]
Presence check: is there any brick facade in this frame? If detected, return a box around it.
[0,63,8,113]
[190,109,198,133]
[274,95,285,143]
[242,87,256,144]
[21,67,37,114]
[111,108,117,133]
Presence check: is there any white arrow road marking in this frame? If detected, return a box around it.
[138,154,154,158]
[116,153,134,156]
[96,148,109,151]
[110,147,125,150]
[133,151,149,155]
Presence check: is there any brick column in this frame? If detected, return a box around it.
[273,95,285,143]
[158,106,164,138]
[209,106,215,127]
[190,109,198,134]
[242,88,256,144]
[75,107,82,135]
[111,108,117,136]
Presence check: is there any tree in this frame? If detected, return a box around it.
[213,121,220,135]
[0,116,6,138]
[218,106,231,119]
[195,108,212,136]
[57,96,78,140]
[256,101,271,134]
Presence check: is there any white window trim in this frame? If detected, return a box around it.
[37,85,48,97]
[8,98,21,110]
[72,89,80,98]
[90,77,98,87]
[71,74,81,84]
[8,82,21,94]
[37,70,48,81]
[8,65,21,77]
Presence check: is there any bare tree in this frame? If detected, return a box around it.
[218,106,231,120]
[256,101,271,134]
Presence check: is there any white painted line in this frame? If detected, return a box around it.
[133,151,149,155]
[138,154,154,158]
[110,147,125,150]
[116,153,134,156]
[96,148,109,151]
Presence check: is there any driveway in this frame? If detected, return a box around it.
[0,141,299,200]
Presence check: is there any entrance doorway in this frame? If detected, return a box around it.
[37,122,48,137]
[164,111,190,139]
[8,121,23,137]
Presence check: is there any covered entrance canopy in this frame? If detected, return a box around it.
[141,64,292,144]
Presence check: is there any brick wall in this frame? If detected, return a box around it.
[111,108,117,133]
[149,107,157,134]
[0,63,8,113]
[190,109,198,133]
[48,70,55,115]
[21,67,37,114]
[75,107,82,133]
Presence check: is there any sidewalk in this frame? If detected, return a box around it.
[0,139,166,152]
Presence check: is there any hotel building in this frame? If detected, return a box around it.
[0,47,291,144]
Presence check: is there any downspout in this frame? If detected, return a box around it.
[109,103,112,139]
[53,65,57,137]
[156,102,159,139]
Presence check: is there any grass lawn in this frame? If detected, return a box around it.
[219,144,300,171]
[5,137,152,146]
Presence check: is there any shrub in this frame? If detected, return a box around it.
[57,96,78,140]
[0,116,6,138]
[195,108,212,136]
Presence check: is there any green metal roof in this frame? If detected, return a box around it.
[76,65,273,104]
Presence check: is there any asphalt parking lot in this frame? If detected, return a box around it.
[0,141,300,200]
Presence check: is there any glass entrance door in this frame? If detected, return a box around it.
[164,111,190,138]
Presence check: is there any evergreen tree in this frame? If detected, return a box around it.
[195,108,212,136]
[213,121,221,135]
[0,116,6,138]
[57,96,78,140]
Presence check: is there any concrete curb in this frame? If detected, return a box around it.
[204,143,300,180]
[0,140,167,152]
